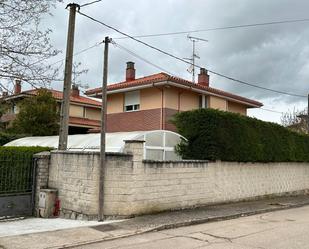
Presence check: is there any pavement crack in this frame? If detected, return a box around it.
[200,232,232,242]
[158,231,209,243]
[184,235,209,243]
[232,227,276,240]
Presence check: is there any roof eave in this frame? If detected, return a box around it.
[166,81,262,108]
[87,80,262,108]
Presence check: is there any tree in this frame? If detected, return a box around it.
[0,0,61,93]
[281,108,308,134]
[11,89,59,136]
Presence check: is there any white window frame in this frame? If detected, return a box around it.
[199,95,208,109]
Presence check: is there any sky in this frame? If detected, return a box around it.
[42,0,309,124]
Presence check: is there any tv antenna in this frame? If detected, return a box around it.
[184,35,208,82]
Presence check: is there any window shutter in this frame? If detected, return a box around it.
[125,91,140,106]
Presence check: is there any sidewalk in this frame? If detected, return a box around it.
[1,195,309,249]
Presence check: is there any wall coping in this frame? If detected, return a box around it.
[143,159,209,164]
[33,151,51,158]
[51,150,132,157]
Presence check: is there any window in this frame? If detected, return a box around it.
[124,91,140,112]
[12,104,19,114]
[199,95,208,109]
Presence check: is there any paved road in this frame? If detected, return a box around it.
[74,205,309,249]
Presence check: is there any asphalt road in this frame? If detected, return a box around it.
[74,205,309,249]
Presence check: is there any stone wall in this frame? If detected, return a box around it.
[129,161,309,215]
[33,152,50,216]
[47,150,132,220]
[37,141,309,219]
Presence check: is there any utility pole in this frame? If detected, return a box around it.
[58,3,79,150]
[98,36,111,221]
[307,94,309,134]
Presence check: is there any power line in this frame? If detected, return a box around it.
[47,41,103,67]
[260,107,284,115]
[80,0,102,8]
[0,82,12,94]
[114,18,309,39]
[112,41,175,76]
[77,11,307,98]
[112,42,301,116]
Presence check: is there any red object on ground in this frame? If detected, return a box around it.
[54,199,60,217]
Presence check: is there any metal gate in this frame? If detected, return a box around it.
[0,153,36,218]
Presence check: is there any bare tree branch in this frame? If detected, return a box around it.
[0,0,62,93]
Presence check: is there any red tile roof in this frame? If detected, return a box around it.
[23,89,102,107]
[85,73,263,107]
[69,117,100,127]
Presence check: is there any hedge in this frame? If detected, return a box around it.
[173,108,309,162]
[0,132,28,146]
[0,147,51,194]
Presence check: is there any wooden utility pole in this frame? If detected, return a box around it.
[58,3,79,150]
[307,94,309,134]
[98,36,110,221]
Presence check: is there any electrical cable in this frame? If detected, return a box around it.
[77,11,307,98]
[114,42,294,116]
[47,41,103,67]
[112,41,176,76]
[80,0,102,8]
[259,107,284,115]
[0,82,12,94]
[113,18,309,39]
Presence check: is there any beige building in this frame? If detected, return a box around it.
[0,82,102,134]
[86,62,263,132]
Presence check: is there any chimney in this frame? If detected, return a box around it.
[14,79,22,94]
[71,84,79,97]
[126,61,135,81]
[198,68,209,87]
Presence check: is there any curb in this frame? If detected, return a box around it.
[52,201,309,249]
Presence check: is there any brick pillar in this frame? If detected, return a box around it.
[123,140,145,162]
[33,152,51,216]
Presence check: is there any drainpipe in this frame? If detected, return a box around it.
[153,83,164,130]
[178,91,184,112]
[161,88,164,130]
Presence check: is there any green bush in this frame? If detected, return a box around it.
[0,146,51,157]
[0,146,51,194]
[173,108,309,162]
[0,132,28,146]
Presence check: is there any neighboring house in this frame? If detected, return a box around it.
[0,81,101,134]
[85,62,263,132]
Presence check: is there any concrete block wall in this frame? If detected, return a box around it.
[48,151,101,220]
[42,141,309,218]
[103,141,309,216]
[127,161,309,215]
[47,150,133,220]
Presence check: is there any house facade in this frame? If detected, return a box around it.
[86,62,263,132]
[0,81,102,134]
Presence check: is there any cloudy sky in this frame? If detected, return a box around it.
[42,0,309,123]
